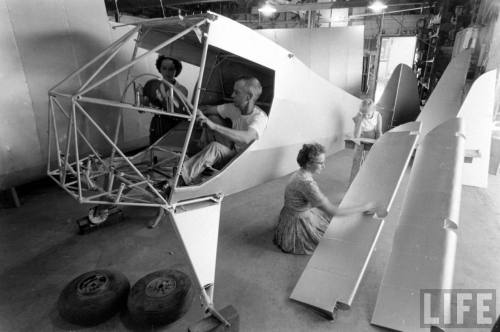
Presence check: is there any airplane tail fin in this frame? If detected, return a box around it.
[377,64,420,132]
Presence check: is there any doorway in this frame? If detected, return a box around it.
[375,36,417,102]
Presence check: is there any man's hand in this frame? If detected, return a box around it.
[196,108,207,123]
[196,107,206,118]
[199,116,216,130]
[196,111,217,130]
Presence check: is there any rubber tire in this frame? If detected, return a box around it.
[127,269,194,326]
[57,269,130,326]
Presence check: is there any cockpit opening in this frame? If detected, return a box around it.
[47,15,275,208]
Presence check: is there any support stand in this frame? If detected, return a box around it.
[189,305,239,332]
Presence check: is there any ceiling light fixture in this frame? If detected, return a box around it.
[368,1,388,12]
[258,2,277,16]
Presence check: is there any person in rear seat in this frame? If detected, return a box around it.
[143,55,189,145]
[179,77,268,185]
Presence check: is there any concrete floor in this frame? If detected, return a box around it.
[0,149,499,332]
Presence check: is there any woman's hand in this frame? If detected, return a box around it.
[362,202,388,218]
[353,112,363,123]
[362,201,378,215]
[155,86,166,103]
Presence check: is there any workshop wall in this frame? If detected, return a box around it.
[0,0,128,190]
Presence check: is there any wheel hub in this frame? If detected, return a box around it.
[145,277,176,297]
[77,273,109,296]
[88,207,109,225]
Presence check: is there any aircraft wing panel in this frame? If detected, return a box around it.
[290,122,420,318]
[340,122,421,212]
[457,69,496,188]
[417,50,471,140]
[371,118,465,331]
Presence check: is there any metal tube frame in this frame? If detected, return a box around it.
[79,19,208,96]
[109,26,144,164]
[48,95,172,207]
[75,101,168,204]
[47,15,231,325]
[120,73,161,102]
[77,95,192,119]
[170,27,211,193]
[77,29,137,94]
[52,97,107,166]
[160,78,194,114]
[372,11,385,99]
[60,103,74,184]
[72,101,83,199]
[47,18,214,209]
[50,26,140,93]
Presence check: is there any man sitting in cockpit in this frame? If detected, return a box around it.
[179,77,268,185]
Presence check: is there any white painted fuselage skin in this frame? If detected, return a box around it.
[171,14,360,203]
[1,7,360,198]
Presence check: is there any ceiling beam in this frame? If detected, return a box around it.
[112,0,236,11]
[252,1,369,13]
[251,1,428,14]
[163,0,236,5]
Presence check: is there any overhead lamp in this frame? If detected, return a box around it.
[258,2,277,16]
[368,1,388,12]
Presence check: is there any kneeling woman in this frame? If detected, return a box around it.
[274,143,375,255]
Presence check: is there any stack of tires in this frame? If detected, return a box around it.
[57,269,194,328]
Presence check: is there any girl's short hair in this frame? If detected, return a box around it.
[297,143,326,168]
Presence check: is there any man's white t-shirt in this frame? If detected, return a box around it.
[216,103,268,152]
